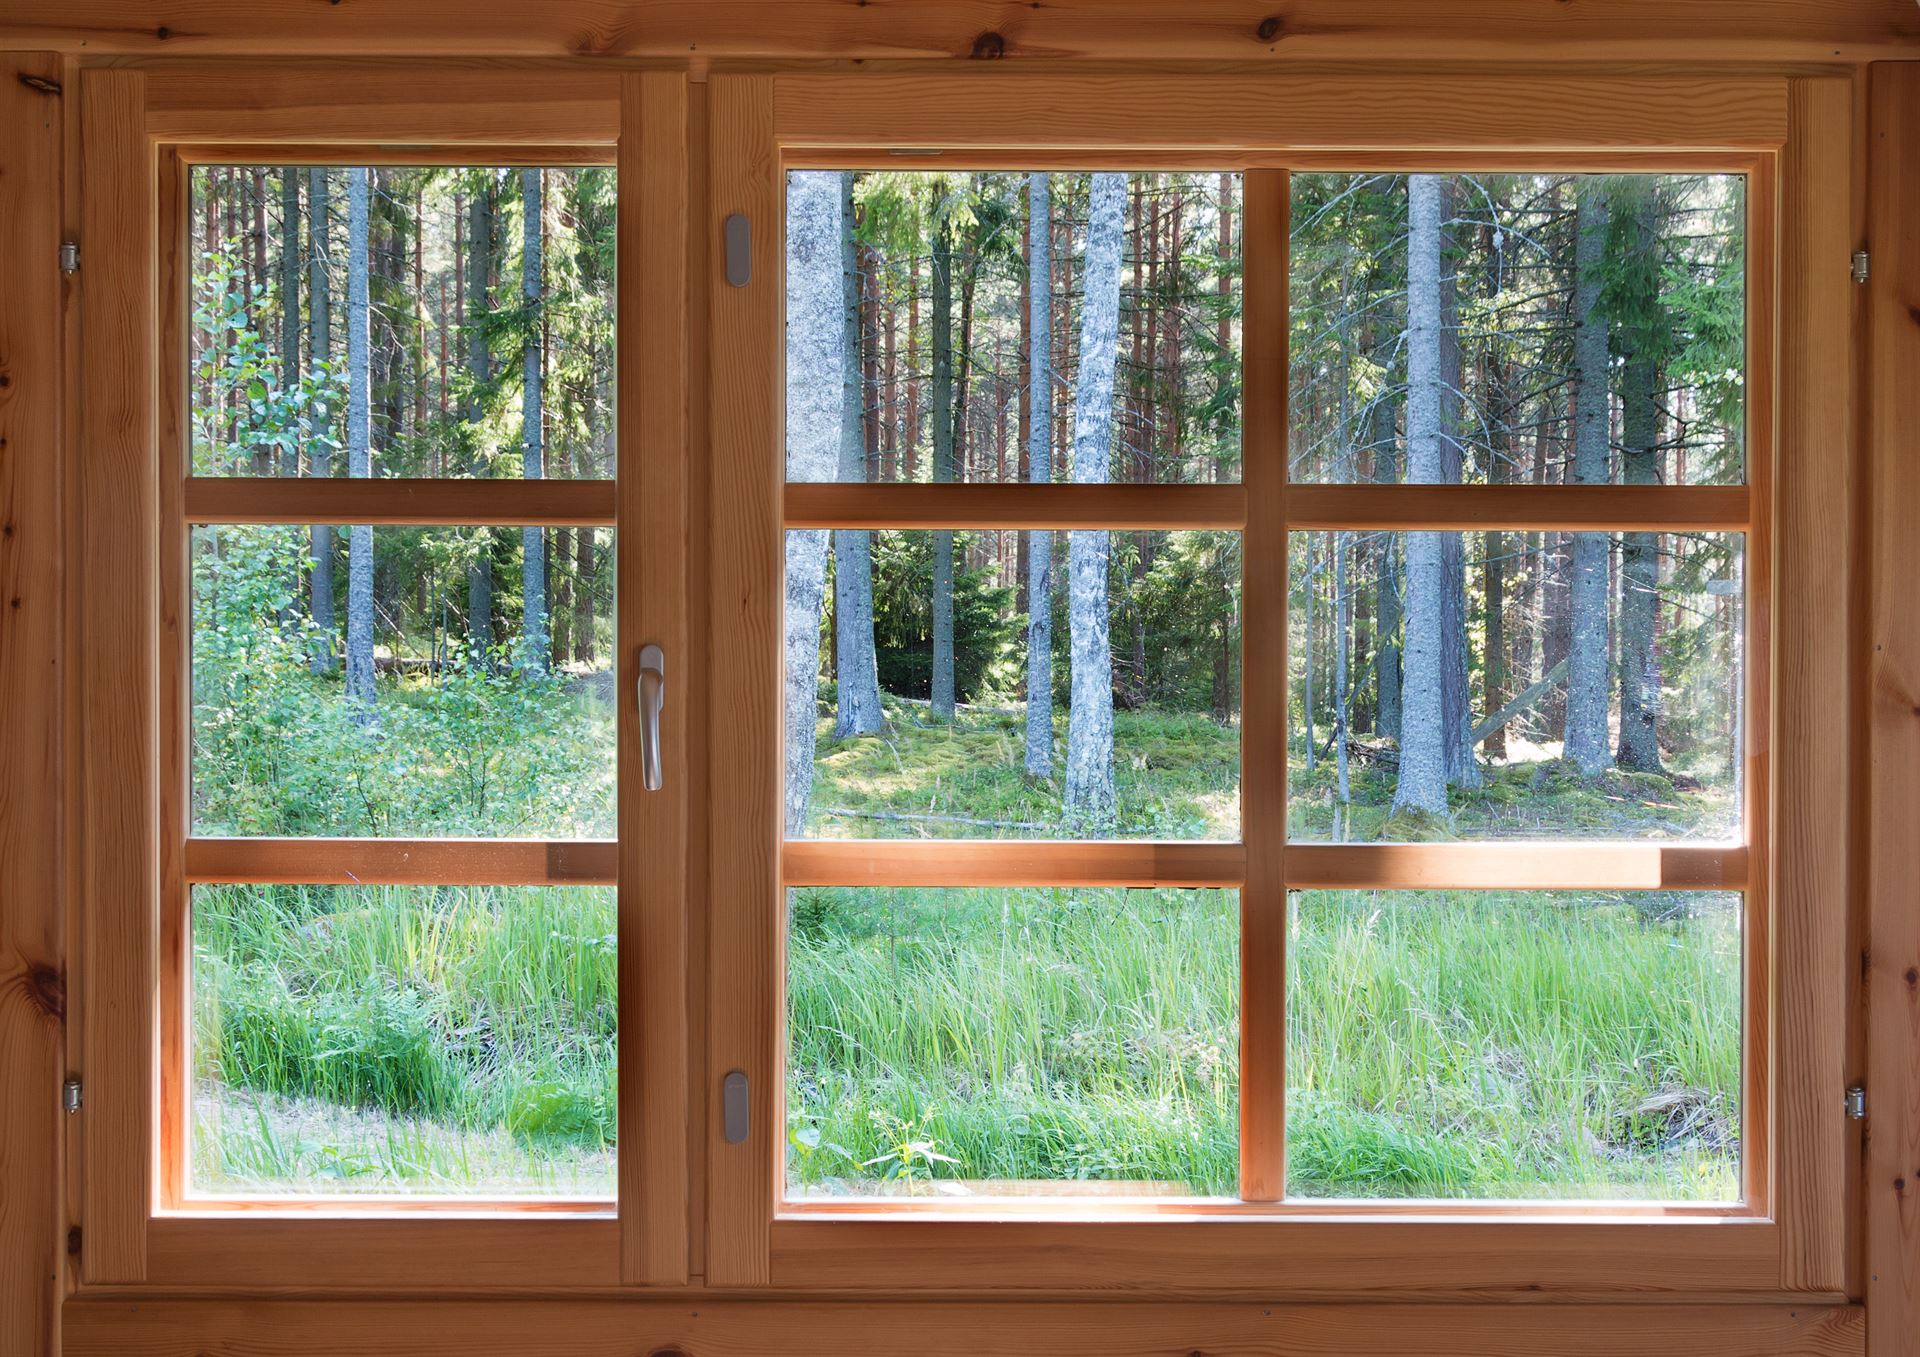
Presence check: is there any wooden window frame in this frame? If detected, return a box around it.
[704,70,1852,1296]
[73,64,691,1290]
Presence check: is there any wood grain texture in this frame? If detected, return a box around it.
[1865,60,1920,1357]
[1283,844,1749,892]
[1773,76,1853,1296]
[60,1296,1866,1357]
[775,72,1790,152]
[183,838,617,886]
[0,48,67,1357]
[703,74,779,1288]
[12,1,1917,60]
[621,68,692,1287]
[184,476,615,525]
[1285,484,1750,530]
[782,841,1245,889]
[784,481,1244,528]
[76,67,153,1287]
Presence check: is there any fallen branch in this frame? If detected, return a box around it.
[816,807,1051,831]
[1472,657,1569,746]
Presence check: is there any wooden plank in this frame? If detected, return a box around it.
[183,838,617,886]
[0,49,67,1357]
[143,65,620,144]
[1865,59,1920,1357]
[1285,484,1751,531]
[703,73,780,1288]
[1240,167,1287,1204]
[15,2,1917,60]
[173,142,615,167]
[775,73,1790,152]
[782,841,1245,889]
[620,68,692,1288]
[61,1297,1866,1357]
[1773,76,1852,1297]
[1284,844,1749,892]
[183,476,615,525]
[76,67,153,1287]
[783,481,1244,529]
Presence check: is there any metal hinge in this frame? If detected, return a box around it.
[1851,249,1869,284]
[63,1077,82,1114]
[1845,1084,1866,1120]
[59,240,79,275]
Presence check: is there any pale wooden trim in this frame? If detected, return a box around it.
[173,142,616,167]
[1283,844,1749,892]
[703,73,780,1288]
[620,68,693,1287]
[774,73,1790,152]
[783,482,1245,529]
[1239,167,1288,1203]
[183,476,616,526]
[783,150,1769,175]
[781,841,1244,889]
[182,839,618,886]
[60,1296,1865,1357]
[77,67,155,1287]
[1864,59,1920,1357]
[1284,484,1751,531]
[1771,75,1852,1295]
[143,65,622,145]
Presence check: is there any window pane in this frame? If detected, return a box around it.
[784,170,1242,486]
[785,529,1240,840]
[1288,530,1742,842]
[1288,889,1741,1201]
[191,884,615,1197]
[787,886,1237,1199]
[1289,172,1745,486]
[192,524,614,837]
[189,165,615,478]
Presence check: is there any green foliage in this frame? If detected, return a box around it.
[864,531,1018,703]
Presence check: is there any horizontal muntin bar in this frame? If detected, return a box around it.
[1285,484,1750,531]
[1283,842,1748,892]
[186,837,617,887]
[784,482,1247,530]
[782,839,1246,888]
[184,477,617,527]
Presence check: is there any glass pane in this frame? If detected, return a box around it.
[1288,530,1742,842]
[188,165,615,478]
[191,524,614,837]
[1288,889,1741,1201]
[191,883,615,1197]
[783,170,1242,486]
[1289,172,1745,485]
[785,528,1240,840]
[787,886,1237,1199]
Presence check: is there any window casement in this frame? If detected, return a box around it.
[69,62,1852,1305]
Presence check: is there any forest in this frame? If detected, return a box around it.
[188,163,1743,1202]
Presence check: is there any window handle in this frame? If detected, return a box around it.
[637,643,666,792]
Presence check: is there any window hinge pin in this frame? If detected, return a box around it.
[1845,1084,1866,1120]
[1851,248,1869,284]
[62,1077,82,1114]
[59,240,79,276]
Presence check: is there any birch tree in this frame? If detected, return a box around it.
[1064,172,1125,826]
[783,172,844,833]
[466,173,494,666]
[344,167,376,714]
[520,167,548,674]
[833,171,886,737]
[1023,172,1056,780]
[1564,177,1613,775]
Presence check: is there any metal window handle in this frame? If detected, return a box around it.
[638,643,666,792]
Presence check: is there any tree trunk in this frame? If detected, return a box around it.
[344,167,377,714]
[278,170,302,475]
[1565,177,1614,775]
[1024,173,1056,780]
[1615,183,1667,774]
[783,172,845,832]
[307,168,337,673]
[1370,376,1402,742]
[520,168,549,674]
[833,173,886,739]
[466,174,495,665]
[1391,174,1449,817]
[1065,172,1126,827]
[1437,181,1479,791]
[929,183,957,722]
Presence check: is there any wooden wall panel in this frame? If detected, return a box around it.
[0,48,68,1357]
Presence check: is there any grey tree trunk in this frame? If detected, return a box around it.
[929,186,957,721]
[466,176,494,665]
[1391,174,1449,817]
[1565,177,1614,775]
[307,168,336,673]
[1023,173,1056,780]
[520,168,549,674]
[1064,172,1125,827]
[832,171,886,738]
[1615,185,1666,774]
[344,167,376,714]
[1437,192,1480,793]
[783,172,845,833]
[1370,378,1401,741]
